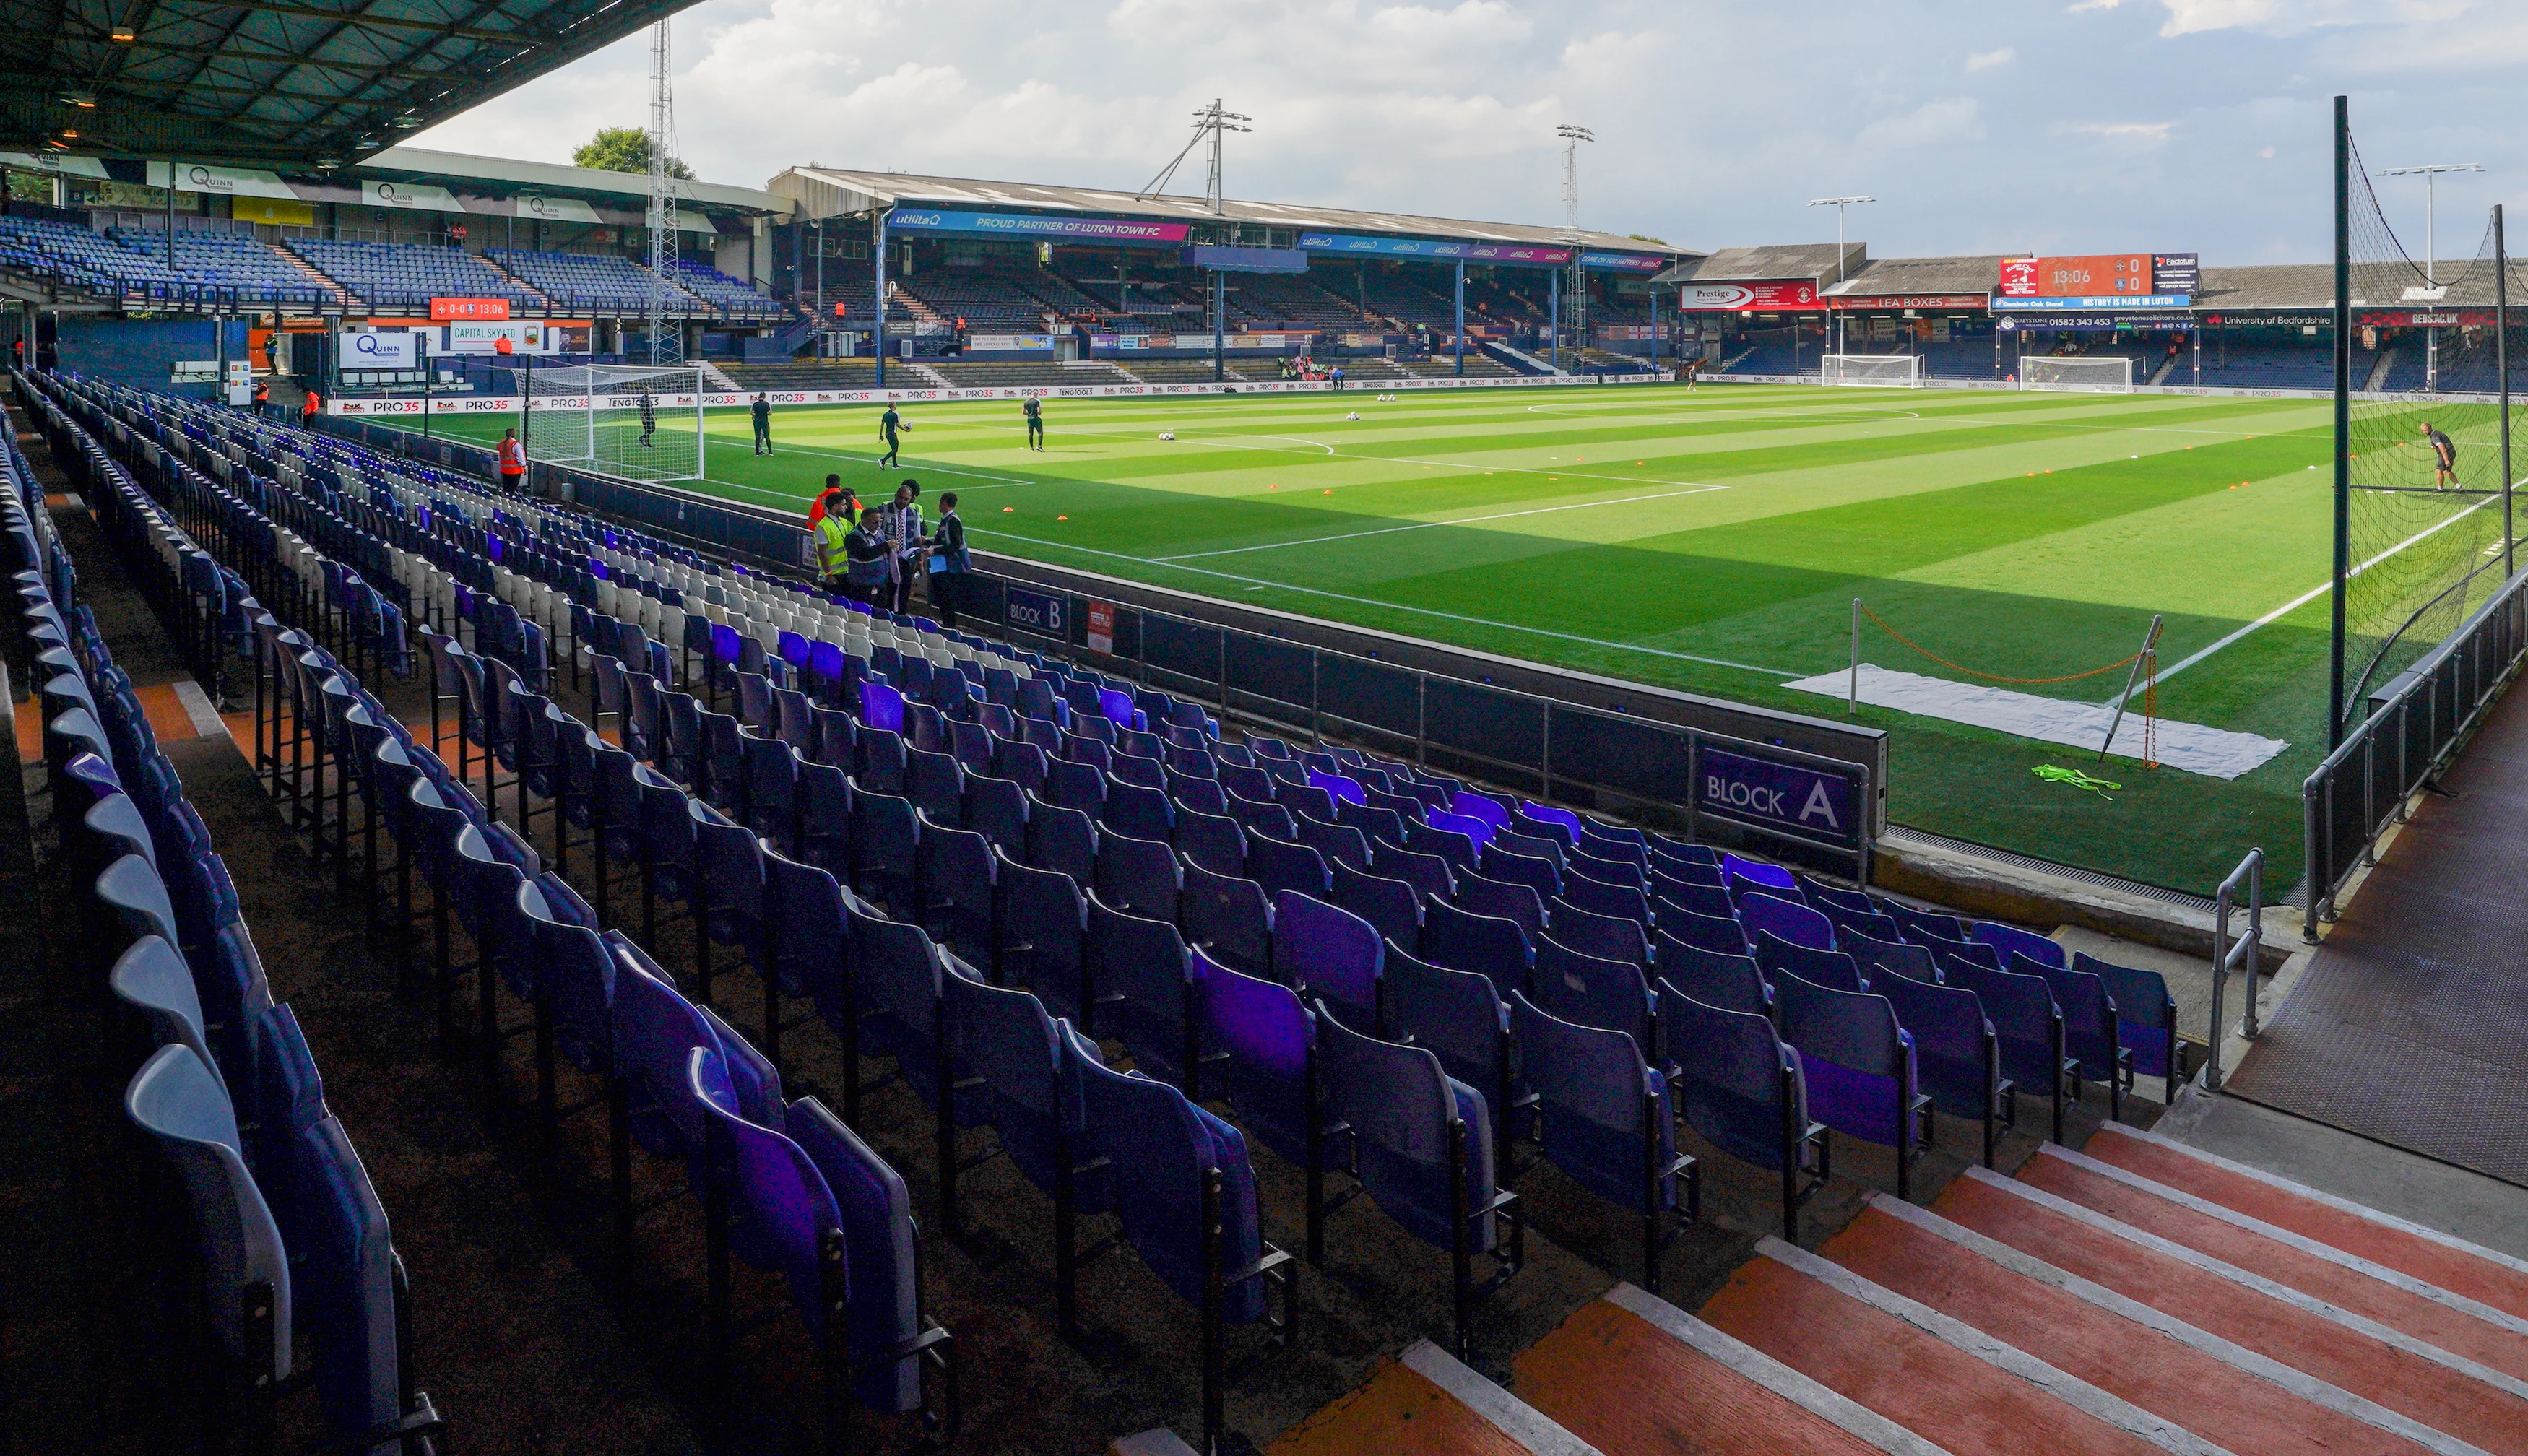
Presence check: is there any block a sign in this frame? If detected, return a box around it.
[1003,584,1068,638]
[1696,743,1861,851]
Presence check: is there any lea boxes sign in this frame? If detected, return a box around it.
[1695,743,1861,851]
[1680,281,1822,311]
[430,297,511,321]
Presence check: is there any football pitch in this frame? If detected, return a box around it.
[397,383,2444,895]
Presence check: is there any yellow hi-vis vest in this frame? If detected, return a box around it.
[815,514,850,575]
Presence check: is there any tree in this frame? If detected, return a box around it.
[1627,232,1670,246]
[573,126,692,179]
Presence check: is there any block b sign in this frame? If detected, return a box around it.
[1003,584,1068,638]
[1695,743,1862,852]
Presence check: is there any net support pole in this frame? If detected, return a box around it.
[521,349,533,455]
[1848,598,1861,715]
[2329,94,2352,750]
[2096,613,2165,763]
[2500,203,2514,578]
[1453,260,1466,377]
[873,209,888,391]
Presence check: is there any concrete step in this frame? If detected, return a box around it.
[2024,1142,2528,1385]
[1934,1167,2528,1454]
[1265,1339,1598,1456]
[1514,1284,1948,1455]
[2085,1122,2528,1322]
[1827,1196,2463,1456]
[1700,1236,2207,1456]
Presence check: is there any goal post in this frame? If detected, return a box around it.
[2020,355,2135,394]
[516,363,706,484]
[1819,353,1923,388]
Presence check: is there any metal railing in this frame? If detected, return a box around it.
[2302,563,2528,937]
[2202,847,2264,1091]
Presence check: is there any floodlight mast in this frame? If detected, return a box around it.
[2376,162,2481,391]
[645,18,683,365]
[1809,195,1873,355]
[1143,101,1251,382]
[1557,124,1592,370]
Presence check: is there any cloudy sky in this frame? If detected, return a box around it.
[412,0,2528,266]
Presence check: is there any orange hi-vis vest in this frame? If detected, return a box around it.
[498,438,525,473]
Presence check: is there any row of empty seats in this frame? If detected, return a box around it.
[13,380,449,1455]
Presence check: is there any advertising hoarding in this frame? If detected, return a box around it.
[886,209,1191,243]
[1679,281,1822,311]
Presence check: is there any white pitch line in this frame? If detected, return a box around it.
[2109,486,2506,706]
[1153,483,1730,561]
[969,525,1801,677]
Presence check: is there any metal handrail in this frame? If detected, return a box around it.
[2203,847,2264,1091]
[2302,562,2528,937]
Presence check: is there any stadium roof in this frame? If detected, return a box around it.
[1653,243,1863,285]
[363,145,788,215]
[0,0,703,169]
[771,166,1689,259]
[1823,254,2009,298]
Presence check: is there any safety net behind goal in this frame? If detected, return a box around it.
[513,363,706,484]
[1820,353,1922,388]
[2020,356,2134,393]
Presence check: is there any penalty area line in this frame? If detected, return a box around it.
[972,525,1798,678]
[2110,487,2506,706]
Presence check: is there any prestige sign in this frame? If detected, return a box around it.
[1679,281,1822,311]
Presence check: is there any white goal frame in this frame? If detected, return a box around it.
[2020,355,2135,394]
[517,363,706,483]
[1819,353,1923,388]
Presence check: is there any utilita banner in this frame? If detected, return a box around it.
[1678,281,1822,311]
[886,209,1190,243]
[1299,233,1574,266]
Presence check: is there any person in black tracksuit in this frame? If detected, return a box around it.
[925,492,971,626]
[751,392,773,455]
[638,389,657,448]
[878,405,906,467]
[1023,395,1045,451]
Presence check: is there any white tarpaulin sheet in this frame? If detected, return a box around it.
[1782,664,2290,780]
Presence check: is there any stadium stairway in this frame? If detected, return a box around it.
[1177,1116,2528,1456]
[1490,1117,2528,1456]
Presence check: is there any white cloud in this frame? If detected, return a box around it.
[2259,145,2277,157]
[397,0,2528,265]
[1856,98,1986,150]
[2056,121,2178,147]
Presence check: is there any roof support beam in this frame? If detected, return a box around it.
[155,0,528,45]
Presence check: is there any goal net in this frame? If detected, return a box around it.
[1820,353,1923,388]
[2020,356,2134,394]
[514,363,706,484]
